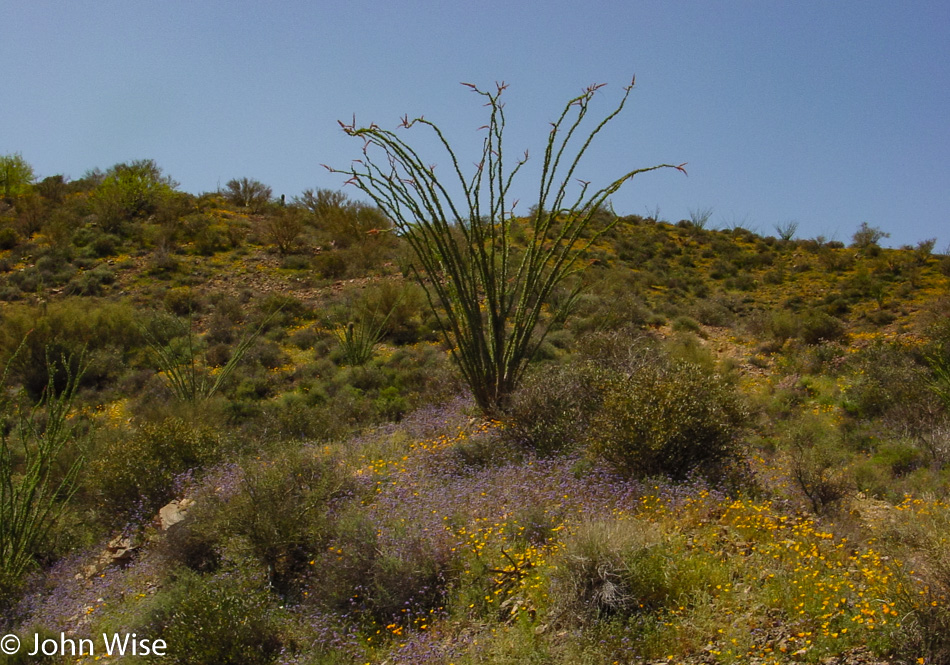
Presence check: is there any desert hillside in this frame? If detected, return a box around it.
[1,164,950,664]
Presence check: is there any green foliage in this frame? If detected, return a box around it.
[142,314,266,403]
[871,440,926,477]
[915,237,937,263]
[64,264,115,296]
[783,415,851,514]
[311,511,449,623]
[591,354,745,479]
[313,251,348,279]
[0,345,85,604]
[799,310,846,345]
[257,208,304,255]
[687,206,713,230]
[851,222,891,250]
[850,221,889,249]
[34,174,68,203]
[163,286,202,315]
[844,340,941,437]
[333,80,684,413]
[504,361,602,456]
[670,315,700,333]
[333,295,399,366]
[181,446,351,596]
[927,323,950,415]
[1,146,949,663]
[305,190,391,249]
[293,187,346,216]
[816,245,855,272]
[773,219,798,242]
[298,193,396,278]
[766,309,799,342]
[91,415,223,517]
[373,385,409,421]
[0,300,139,399]
[148,568,281,665]
[224,177,272,213]
[0,154,35,198]
[91,160,178,233]
[874,501,950,663]
[0,226,18,250]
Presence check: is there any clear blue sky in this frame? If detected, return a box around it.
[2,1,948,248]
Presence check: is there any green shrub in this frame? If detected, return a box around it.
[90,233,121,257]
[192,222,231,255]
[665,332,720,373]
[504,361,602,456]
[799,311,845,345]
[373,385,409,421]
[590,355,745,479]
[311,511,449,623]
[92,160,178,234]
[691,299,735,328]
[65,265,115,296]
[147,568,281,665]
[876,501,950,663]
[0,300,139,399]
[725,272,757,291]
[162,445,353,598]
[816,246,854,272]
[280,253,311,270]
[212,447,350,596]
[866,309,896,325]
[91,416,224,517]
[850,221,889,250]
[334,314,389,367]
[709,258,737,279]
[767,310,799,342]
[257,209,304,255]
[358,280,428,344]
[0,227,18,250]
[843,341,939,436]
[313,250,348,279]
[871,440,926,477]
[850,456,895,499]
[142,313,267,403]
[148,243,180,275]
[783,415,852,515]
[938,255,950,278]
[670,315,700,333]
[224,177,272,213]
[252,293,315,329]
[163,287,202,315]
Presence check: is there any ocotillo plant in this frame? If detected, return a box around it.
[142,313,271,403]
[330,79,684,413]
[0,345,85,598]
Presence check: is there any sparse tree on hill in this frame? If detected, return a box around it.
[0,153,35,199]
[225,177,272,213]
[92,159,178,232]
[851,222,889,250]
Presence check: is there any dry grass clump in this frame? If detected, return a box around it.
[549,518,670,622]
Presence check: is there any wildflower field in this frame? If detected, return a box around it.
[1,171,950,663]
